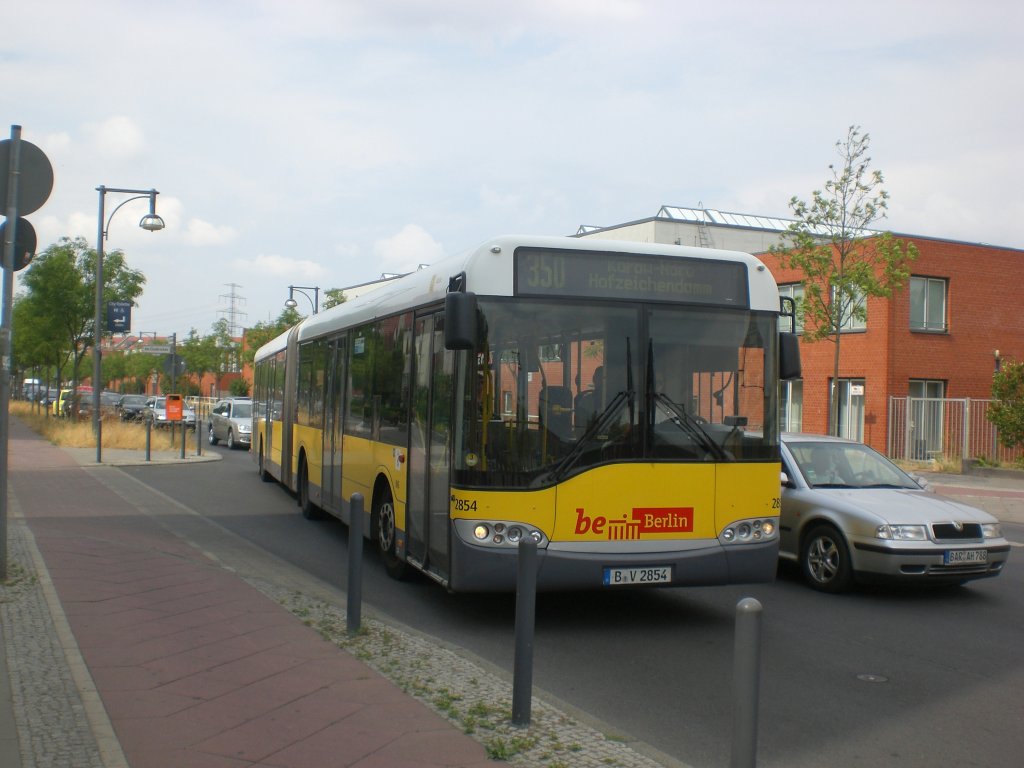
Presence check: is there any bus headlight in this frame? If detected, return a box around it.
[456,519,548,549]
[719,518,779,545]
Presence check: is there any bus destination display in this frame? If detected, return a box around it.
[514,248,749,306]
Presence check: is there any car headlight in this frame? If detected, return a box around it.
[981,523,1002,539]
[876,524,928,541]
[239,423,251,433]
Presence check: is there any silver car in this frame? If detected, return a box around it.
[208,398,252,449]
[780,434,1010,592]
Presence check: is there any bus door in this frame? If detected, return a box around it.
[407,311,455,580]
[324,336,347,513]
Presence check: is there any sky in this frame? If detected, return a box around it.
[6,0,1023,339]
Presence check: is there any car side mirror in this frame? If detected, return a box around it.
[780,470,795,488]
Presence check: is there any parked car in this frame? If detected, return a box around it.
[100,391,121,416]
[142,396,197,431]
[208,398,252,449]
[116,394,150,422]
[779,434,1010,592]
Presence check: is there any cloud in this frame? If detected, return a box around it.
[372,224,446,273]
[232,253,325,280]
[83,116,148,158]
[184,218,238,247]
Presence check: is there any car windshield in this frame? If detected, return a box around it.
[122,395,147,405]
[788,441,920,489]
[231,402,252,419]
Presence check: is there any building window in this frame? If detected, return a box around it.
[778,284,805,334]
[832,285,867,332]
[781,379,803,432]
[910,276,947,332]
[830,378,865,441]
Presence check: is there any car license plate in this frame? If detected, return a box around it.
[603,566,672,586]
[944,549,987,565]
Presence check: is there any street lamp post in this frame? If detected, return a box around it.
[94,186,165,462]
[284,285,319,315]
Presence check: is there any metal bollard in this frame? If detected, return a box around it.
[195,409,202,456]
[511,536,537,727]
[347,493,364,635]
[145,419,152,461]
[731,597,763,768]
[180,421,186,459]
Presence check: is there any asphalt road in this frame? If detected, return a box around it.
[124,444,1024,768]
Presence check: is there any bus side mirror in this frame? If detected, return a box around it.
[445,291,478,350]
[779,332,801,380]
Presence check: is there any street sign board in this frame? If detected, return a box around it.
[0,138,54,214]
[0,217,36,270]
[143,345,171,354]
[107,301,131,333]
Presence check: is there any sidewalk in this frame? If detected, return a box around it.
[1,420,496,768]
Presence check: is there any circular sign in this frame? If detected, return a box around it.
[0,139,54,215]
[0,217,37,271]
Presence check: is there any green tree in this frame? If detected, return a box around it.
[770,126,918,435]
[123,350,159,393]
[209,317,241,380]
[15,237,145,390]
[228,378,250,397]
[988,360,1024,453]
[179,328,222,396]
[12,291,65,388]
[241,308,301,366]
[322,288,347,311]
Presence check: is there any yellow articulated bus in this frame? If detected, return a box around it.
[252,235,800,591]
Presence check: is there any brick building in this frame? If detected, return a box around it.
[578,206,1024,459]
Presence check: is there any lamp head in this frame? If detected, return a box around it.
[139,213,165,232]
[284,298,298,310]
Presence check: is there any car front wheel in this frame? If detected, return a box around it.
[208,424,218,445]
[800,523,854,593]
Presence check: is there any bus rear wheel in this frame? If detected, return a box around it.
[374,486,408,580]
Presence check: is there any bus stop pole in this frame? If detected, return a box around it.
[512,536,537,727]
[731,597,763,768]
[347,493,364,635]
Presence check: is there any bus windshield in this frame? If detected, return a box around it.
[454,297,780,489]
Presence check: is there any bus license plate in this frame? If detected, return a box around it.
[944,549,987,566]
[603,566,672,586]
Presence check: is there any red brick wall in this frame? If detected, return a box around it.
[758,237,1024,453]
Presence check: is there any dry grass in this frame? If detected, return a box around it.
[10,401,181,451]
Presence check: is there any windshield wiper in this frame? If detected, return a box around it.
[653,393,728,460]
[535,390,632,485]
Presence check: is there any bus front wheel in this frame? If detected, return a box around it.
[374,486,409,581]
[258,442,273,483]
[298,459,320,520]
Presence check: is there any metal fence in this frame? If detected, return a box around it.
[887,397,1023,465]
